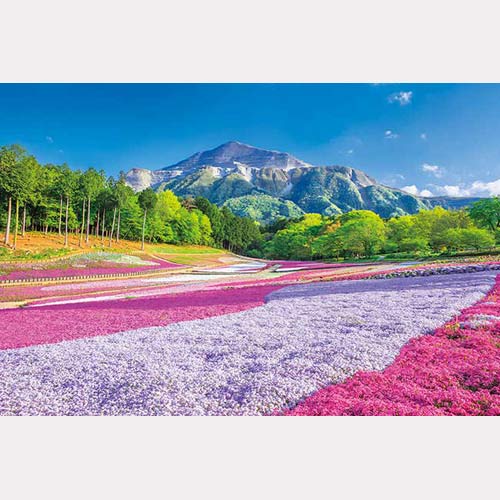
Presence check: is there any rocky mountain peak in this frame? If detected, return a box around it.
[163,141,312,171]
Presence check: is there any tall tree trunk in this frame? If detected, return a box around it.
[141,208,147,251]
[58,195,62,235]
[95,210,100,237]
[22,205,26,237]
[101,208,106,243]
[79,198,86,248]
[64,196,69,247]
[116,208,121,242]
[109,206,117,248]
[4,196,12,245]
[86,197,91,244]
[13,199,20,250]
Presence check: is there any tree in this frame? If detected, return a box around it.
[0,146,38,248]
[336,211,386,256]
[311,232,343,259]
[197,212,213,246]
[195,197,223,246]
[13,155,38,248]
[113,174,133,242]
[138,188,157,250]
[459,228,495,251]
[265,228,310,259]
[81,168,106,244]
[0,145,26,245]
[386,215,415,247]
[469,198,500,232]
[399,237,429,253]
[59,166,79,247]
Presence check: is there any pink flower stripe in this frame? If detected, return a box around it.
[0,284,282,350]
[0,256,182,281]
[284,276,500,416]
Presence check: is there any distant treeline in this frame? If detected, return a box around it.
[0,145,260,252]
[254,201,499,260]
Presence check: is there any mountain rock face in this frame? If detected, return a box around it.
[125,141,480,223]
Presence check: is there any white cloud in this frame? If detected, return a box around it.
[404,178,500,198]
[46,135,54,144]
[432,179,500,197]
[421,163,444,178]
[420,189,434,197]
[440,185,463,197]
[401,185,434,197]
[420,133,427,140]
[384,129,399,139]
[470,179,500,196]
[401,185,419,196]
[388,91,413,106]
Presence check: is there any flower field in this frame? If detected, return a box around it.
[0,260,498,415]
[285,277,500,416]
[0,252,182,282]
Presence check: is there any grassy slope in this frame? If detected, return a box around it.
[0,231,231,267]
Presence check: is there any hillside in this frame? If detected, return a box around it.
[125,141,480,223]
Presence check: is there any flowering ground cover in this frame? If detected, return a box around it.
[272,260,356,272]
[0,271,494,415]
[0,261,384,305]
[20,259,498,309]
[0,273,221,304]
[196,261,268,273]
[0,284,281,350]
[1,259,497,307]
[285,275,500,416]
[0,252,181,282]
[369,262,500,280]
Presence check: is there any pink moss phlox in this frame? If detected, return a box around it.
[284,276,500,416]
[0,256,181,281]
[0,284,282,350]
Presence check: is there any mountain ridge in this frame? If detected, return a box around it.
[125,141,481,223]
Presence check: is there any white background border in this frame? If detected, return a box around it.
[2,0,500,82]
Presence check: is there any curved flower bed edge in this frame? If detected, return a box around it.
[282,274,500,416]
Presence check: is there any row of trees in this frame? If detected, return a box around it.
[0,145,261,253]
[258,203,499,260]
[3,144,499,260]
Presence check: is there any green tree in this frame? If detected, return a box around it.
[469,198,500,232]
[398,237,429,254]
[459,227,495,251]
[113,174,134,243]
[386,215,416,248]
[81,167,106,244]
[59,165,79,247]
[138,188,157,250]
[337,211,386,256]
[0,145,26,245]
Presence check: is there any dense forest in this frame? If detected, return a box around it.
[255,202,499,260]
[0,145,261,253]
[1,144,499,261]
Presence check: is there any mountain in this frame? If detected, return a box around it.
[125,141,480,223]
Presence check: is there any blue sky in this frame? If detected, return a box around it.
[1,83,500,197]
